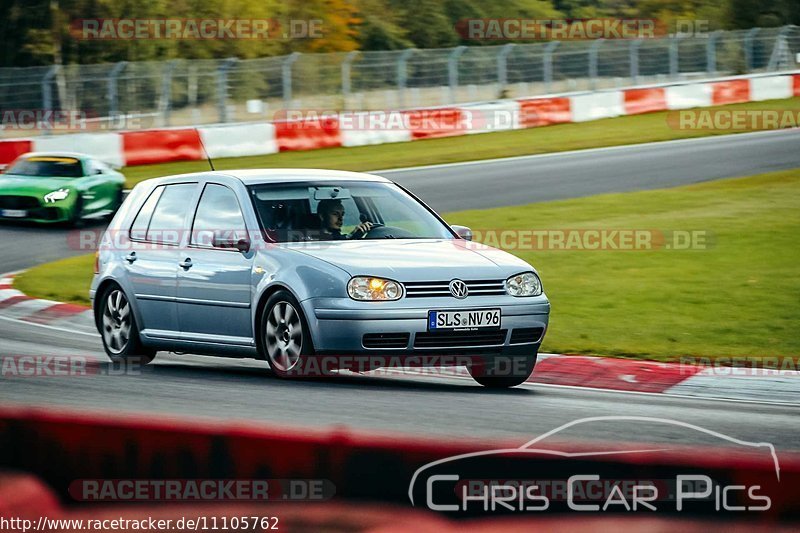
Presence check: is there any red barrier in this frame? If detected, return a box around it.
[794,74,800,97]
[0,139,33,166]
[1,405,799,522]
[623,88,668,115]
[402,108,467,139]
[711,80,751,105]
[121,129,203,166]
[274,118,342,152]
[517,97,572,127]
[0,473,62,521]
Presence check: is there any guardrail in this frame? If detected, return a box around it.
[0,70,797,169]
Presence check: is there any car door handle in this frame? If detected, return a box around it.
[179,258,193,270]
[125,252,137,263]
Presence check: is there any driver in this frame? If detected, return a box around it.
[316,199,373,240]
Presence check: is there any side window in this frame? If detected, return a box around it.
[146,183,197,244]
[130,186,164,240]
[191,184,247,248]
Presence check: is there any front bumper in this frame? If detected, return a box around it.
[301,296,550,359]
[0,203,72,223]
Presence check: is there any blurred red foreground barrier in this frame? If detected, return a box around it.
[0,405,799,523]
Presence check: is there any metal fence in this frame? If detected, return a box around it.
[0,25,798,134]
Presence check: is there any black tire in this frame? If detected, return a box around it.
[259,290,315,378]
[468,354,537,388]
[68,196,84,227]
[106,188,124,220]
[99,284,156,365]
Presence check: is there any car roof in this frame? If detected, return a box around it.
[19,151,90,161]
[150,168,391,185]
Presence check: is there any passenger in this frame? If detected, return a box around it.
[316,199,373,240]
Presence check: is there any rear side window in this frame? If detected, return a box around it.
[191,184,247,248]
[145,183,196,244]
[130,187,164,240]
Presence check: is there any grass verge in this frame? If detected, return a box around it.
[15,169,799,361]
[121,97,800,188]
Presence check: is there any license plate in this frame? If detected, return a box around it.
[1,209,27,218]
[428,308,501,331]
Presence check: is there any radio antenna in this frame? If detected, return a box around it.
[196,129,215,171]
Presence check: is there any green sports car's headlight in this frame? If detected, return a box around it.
[347,276,403,301]
[505,272,542,297]
[44,188,70,203]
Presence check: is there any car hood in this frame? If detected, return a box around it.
[0,174,76,195]
[285,239,534,280]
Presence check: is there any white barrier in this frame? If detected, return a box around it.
[749,76,793,101]
[32,133,125,168]
[459,101,523,134]
[665,84,713,109]
[570,91,624,122]
[198,123,278,159]
[339,112,412,147]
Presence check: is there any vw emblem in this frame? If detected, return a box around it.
[449,279,469,299]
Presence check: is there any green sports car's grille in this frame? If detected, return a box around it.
[0,196,41,209]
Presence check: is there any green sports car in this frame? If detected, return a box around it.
[0,152,126,225]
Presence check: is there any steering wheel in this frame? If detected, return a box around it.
[361,224,415,239]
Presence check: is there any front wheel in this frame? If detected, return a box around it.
[99,286,156,365]
[468,354,537,388]
[260,291,314,378]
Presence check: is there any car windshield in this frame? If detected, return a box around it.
[6,157,84,178]
[248,180,455,242]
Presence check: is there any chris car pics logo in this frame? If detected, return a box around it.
[409,416,778,513]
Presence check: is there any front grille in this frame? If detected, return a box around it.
[510,327,544,345]
[414,329,508,349]
[0,196,41,210]
[363,332,410,349]
[404,279,506,298]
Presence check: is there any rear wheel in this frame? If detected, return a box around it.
[99,286,156,365]
[468,354,537,388]
[260,290,314,378]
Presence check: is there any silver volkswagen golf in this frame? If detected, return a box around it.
[90,169,550,388]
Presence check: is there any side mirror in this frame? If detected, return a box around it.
[451,225,473,241]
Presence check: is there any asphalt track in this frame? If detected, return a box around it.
[1,130,799,454]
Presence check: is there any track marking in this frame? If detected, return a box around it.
[0,313,98,337]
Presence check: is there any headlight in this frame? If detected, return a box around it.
[44,188,70,203]
[347,276,403,301]
[505,272,542,297]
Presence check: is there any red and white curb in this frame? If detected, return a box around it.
[0,273,95,335]
[1,271,797,403]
